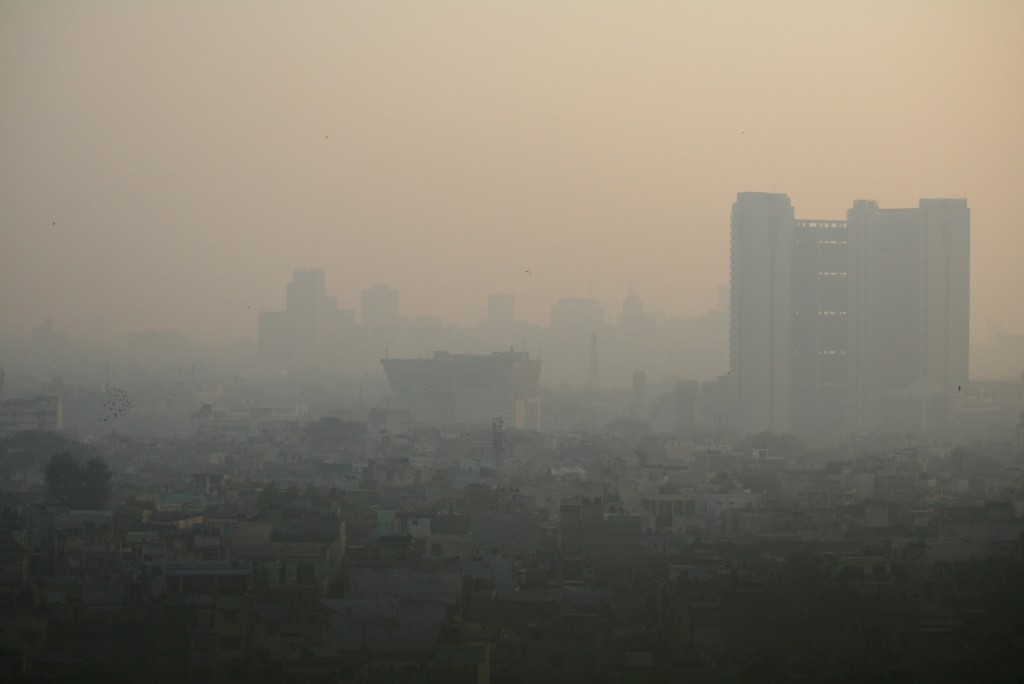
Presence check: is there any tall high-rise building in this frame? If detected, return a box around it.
[791,217,850,436]
[728,193,969,438]
[259,269,354,368]
[286,268,327,313]
[729,192,796,435]
[847,198,970,433]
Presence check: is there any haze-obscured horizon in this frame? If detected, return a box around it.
[3,1,1022,346]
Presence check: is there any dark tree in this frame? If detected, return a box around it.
[45,453,112,508]
[81,457,112,507]
[1,430,95,460]
[44,453,80,502]
[1,430,97,477]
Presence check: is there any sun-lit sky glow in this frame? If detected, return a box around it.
[2,1,1022,345]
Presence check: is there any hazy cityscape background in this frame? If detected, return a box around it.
[2,2,1024,683]
[2,1,1023,346]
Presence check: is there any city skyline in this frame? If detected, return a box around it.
[3,5,1024,679]
[3,2,1023,345]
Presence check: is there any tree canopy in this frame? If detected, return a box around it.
[1,430,97,463]
[303,417,367,450]
[45,453,112,508]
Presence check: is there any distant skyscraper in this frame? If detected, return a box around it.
[729,192,796,435]
[619,283,643,324]
[361,283,399,327]
[259,269,354,368]
[286,268,327,313]
[846,198,970,433]
[727,192,970,438]
[791,217,850,436]
[632,369,647,416]
[617,283,655,333]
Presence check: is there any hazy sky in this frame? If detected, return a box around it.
[2,1,1022,345]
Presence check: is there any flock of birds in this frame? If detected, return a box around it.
[96,384,133,423]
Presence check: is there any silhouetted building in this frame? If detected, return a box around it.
[361,283,400,327]
[258,269,354,368]
[729,193,969,438]
[0,396,62,434]
[683,290,729,379]
[632,370,646,416]
[730,192,796,435]
[791,217,850,436]
[617,284,655,333]
[847,199,970,433]
[381,351,542,429]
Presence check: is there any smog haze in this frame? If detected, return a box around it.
[2,1,1022,344]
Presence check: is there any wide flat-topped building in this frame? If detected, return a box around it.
[0,396,63,434]
[381,351,541,430]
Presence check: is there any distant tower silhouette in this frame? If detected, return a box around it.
[587,332,601,394]
[632,370,646,416]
